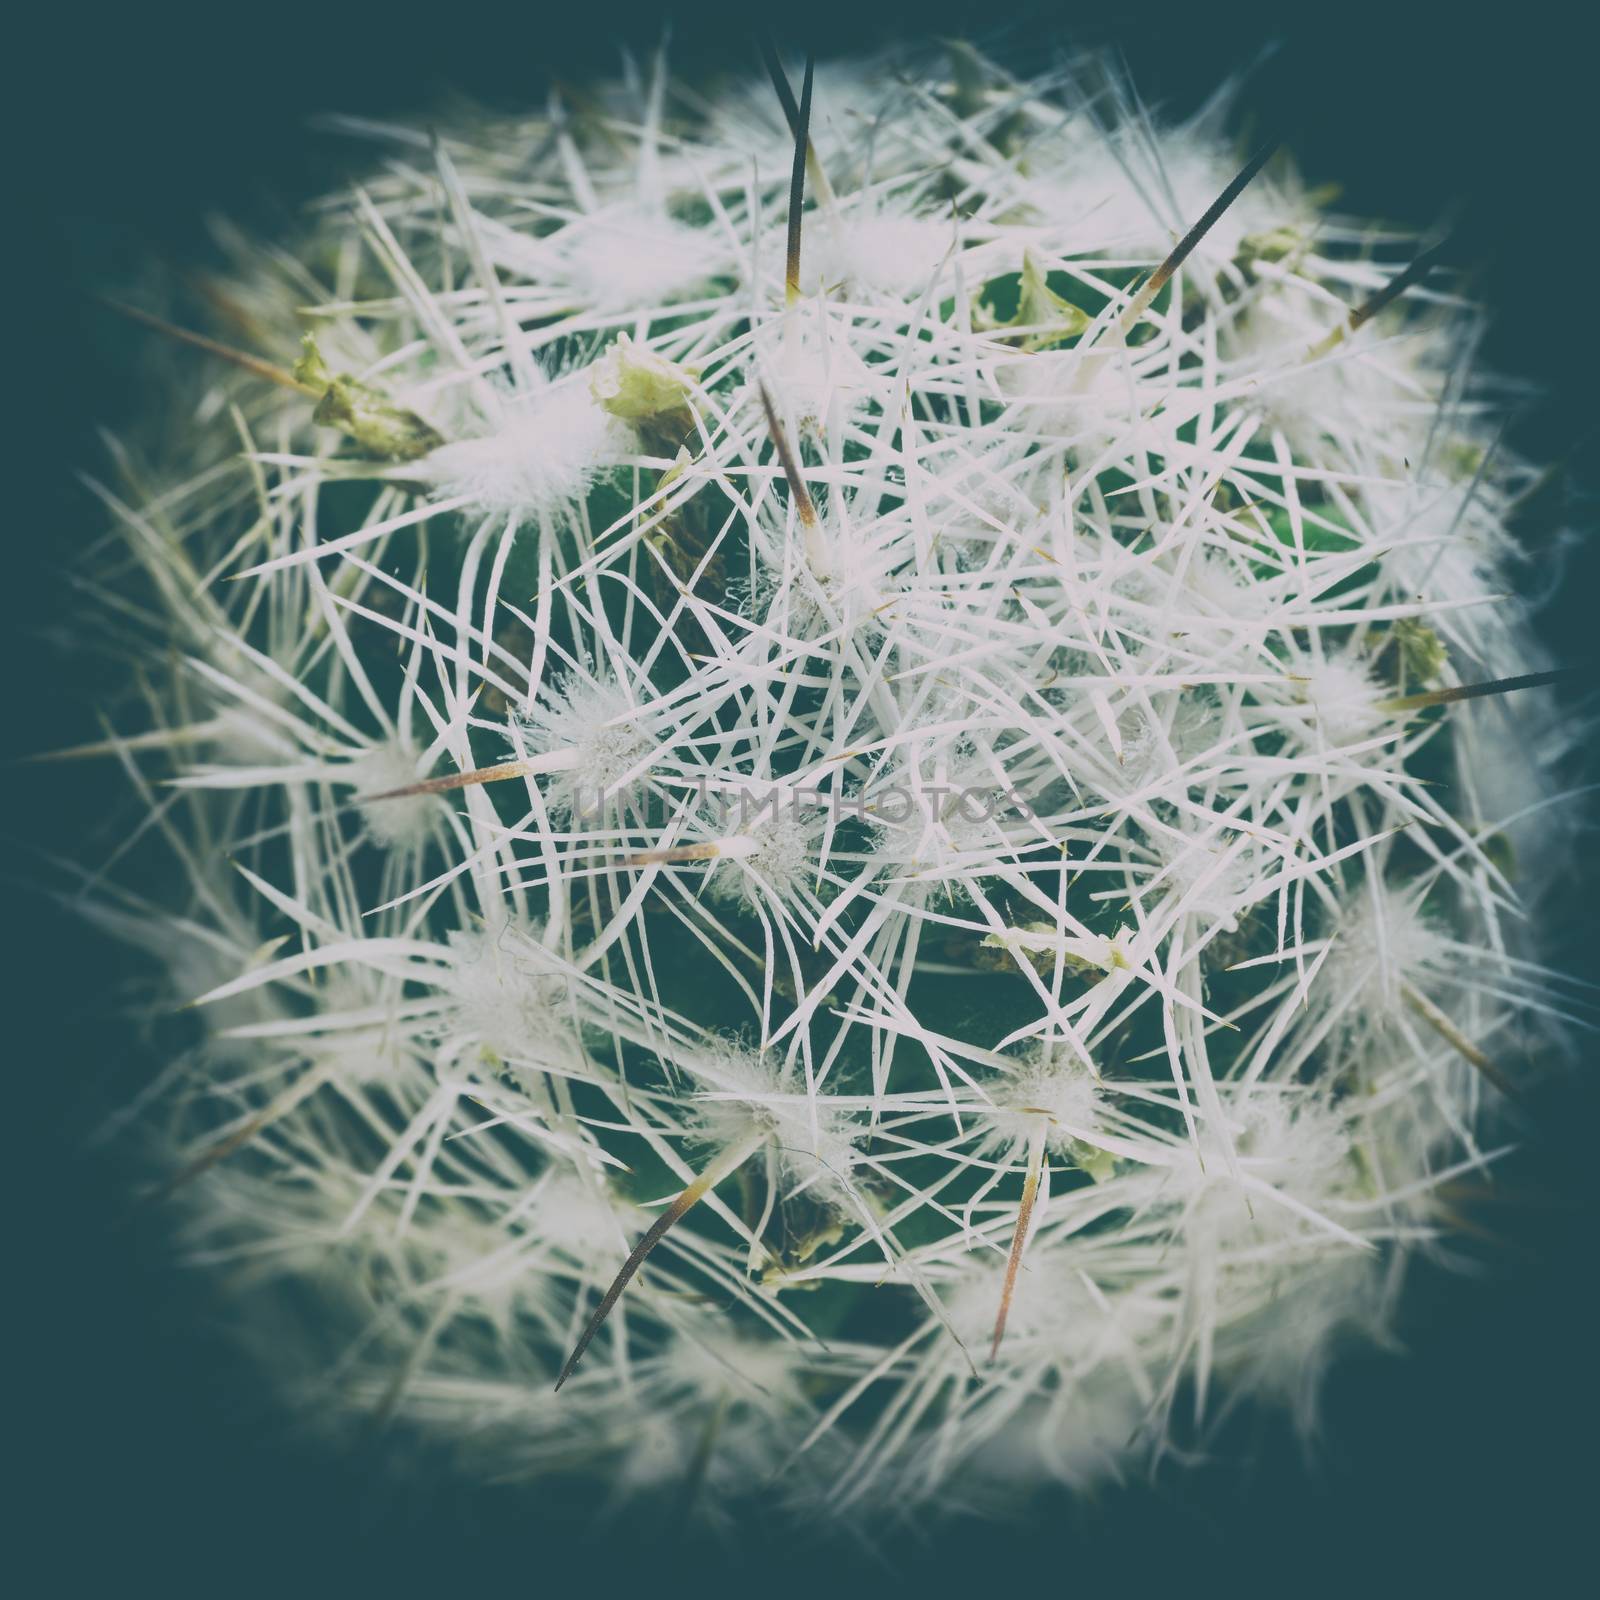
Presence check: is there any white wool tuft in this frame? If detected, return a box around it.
[805,212,953,299]
[683,1044,862,1202]
[980,1047,1105,1160]
[513,669,655,818]
[1298,654,1387,745]
[422,380,621,520]
[351,745,440,851]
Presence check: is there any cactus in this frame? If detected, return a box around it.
[65,42,1584,1529]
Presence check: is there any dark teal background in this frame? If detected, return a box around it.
[12,2,1598,1591]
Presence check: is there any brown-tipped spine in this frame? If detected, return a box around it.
[785,56,814,305]
[554,1134,761,1392]
[144,1059,333,1204]
[1307,241,1449,360]
[358,758,532,803]
[622,841,722,867]
[1378,666,1581,715]
[990,1118,1048,1362]
[757,381,819,528]
[763,40,834,210]
[761,36,803,133]
[1121,138,1280,331]
[101,297,320,397]
[1402,982,1518,1101]
[1348,241,1447,333]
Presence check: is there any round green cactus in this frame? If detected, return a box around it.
[64,41,1581,1529]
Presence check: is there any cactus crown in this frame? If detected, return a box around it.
[75,41,1578,1527]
